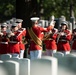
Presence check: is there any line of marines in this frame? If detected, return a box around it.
[0,17,76,60]
[0,18,26,58]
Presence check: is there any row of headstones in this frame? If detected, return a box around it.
[42,51,76,57]
[39,16,76,32]
[0,55,30,75]
[0,53,76,75]
[53,51,76,57]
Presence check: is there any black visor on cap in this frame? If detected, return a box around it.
[11,26,16,28]
[61,23,66,25]
[1,26,7,28]
[61,21,67,25]
[16,19,23,23]
[16,22,20,23]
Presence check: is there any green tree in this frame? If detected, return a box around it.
[0,0,16,22]
[43,0,76,20]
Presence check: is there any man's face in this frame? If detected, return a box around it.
[35,20,38,24]
[61,25,67,30]
[1,26,7,31]
[18,23,22,29]
[12,26,18,32]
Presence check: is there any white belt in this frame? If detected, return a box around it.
[0,42,8,44]
[9,41,19,44]
[59,40,68,42]
[45,38,53,40]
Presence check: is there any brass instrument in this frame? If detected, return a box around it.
[56,29,66,43]
[43,30,53,41]
[22,36,28,44]
[6,26,17,42]
[43,28,57,41]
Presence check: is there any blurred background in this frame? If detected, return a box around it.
[0,0,16,22]
[0,0,76,28]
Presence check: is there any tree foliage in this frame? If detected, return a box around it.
[43,0,76,20]
[0,0,76,22]
[0,0,16,22]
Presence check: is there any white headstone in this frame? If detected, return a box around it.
[39,20,45,27]
[31,56,58,75]
[9,57,20,61]
[8,58,30,75]
[45,20,49,27]
[53,52,64,58]
[0,54,12,61]
[0,55,1,59]
[65,53,76,57]
[2,60,19,75]
[60,15,66,22]
[0,65,8,75]
[69,22,72,32]
[58,56,76,75]
[0,60,3,63]
[71,52,76,56]
[19,58,30,75]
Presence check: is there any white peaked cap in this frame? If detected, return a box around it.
[6,20,10,24]
[16,19,23,23]
[61,21,68,25]
[1,22,7,27]
[12,23,18,26]
[30,17,39,22]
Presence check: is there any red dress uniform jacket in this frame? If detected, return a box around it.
[8,31,21,54]
[26,25,48,51]
[18,28,26,50]
[44,28,58,50]
[0,31,9,54]
[57,29,71,51]
[72,29,76,50]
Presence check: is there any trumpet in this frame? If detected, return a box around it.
[43,28,58,41]
[43,30,53,41]
[56,29,66,43]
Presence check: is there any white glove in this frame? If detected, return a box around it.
[10,33,15,36]
[60,32,65,36]
[0,32,3,36]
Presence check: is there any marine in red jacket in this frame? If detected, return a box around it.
[44,22,58,56]
[8,23,21,58]
[26,17,51,60]
[16,19,26,58]
[57,21,72,55]
[0,23,9,54]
